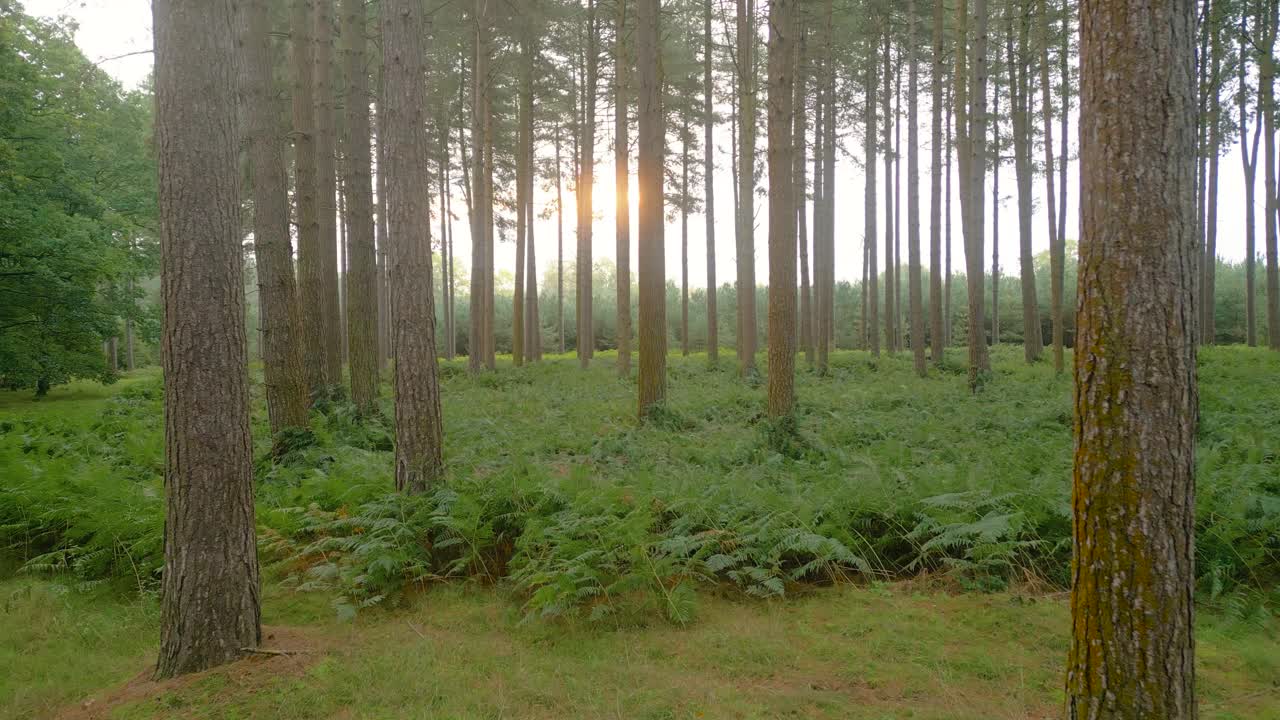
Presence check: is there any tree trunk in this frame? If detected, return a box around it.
[704,0,719,366]
[616,0,632,375]
[578,0,598,368]
[636,0,665,417]
[794,17,811,368]
[1240,12,1260,347]
[990,48,1001,349]
[929,0,945,366]
[375,75,391,370]
[1202,2,1222,344]
[154,0,260,678]
[314,0,342,386]
[1069,0,1197,715]
[865,19,879,359]
[1266,2,1280,350]
[292,0,326,395]
[882,28,895,357]
[962,0,992,385]
[525,44,541,362]
[383,0,444,493]
[241,0,309,438]
[342,0,378,414]
[944,81,953,347]
[1009,2,1042,363]
[907,0,925,377]
[766,0,796,417]
[1038,0,1064,373]
[681,123,691,357]
[735,0,758,376]
[556,123,566,354]
[470,1,490,372]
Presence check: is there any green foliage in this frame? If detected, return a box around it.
[0,7,158,394]
[1,348,1277,627]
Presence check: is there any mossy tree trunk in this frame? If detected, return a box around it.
[1068,0,1197,715]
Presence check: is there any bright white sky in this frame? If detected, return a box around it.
[26,0,1257,294]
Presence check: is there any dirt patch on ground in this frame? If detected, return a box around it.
[52,626,329,720]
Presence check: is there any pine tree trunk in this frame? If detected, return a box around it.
[154,0,260,678]
[513,35,528,368]
[556,123,566,355]
[1202,4,1222,344]
[907,0,925,377]
[794,17,811,368]
[882,29,894,357]
[1009,3,1042,363]
[292,0,327,395]
[1266,2,1280,350]
[962,0,992,384]
[383,0,444,493]
[865,18,879,359]
[241,0,309,438]
[944,82,954,347]
[636,0,666,417]
[1069,0,1197,714]
[1240,14,1260,347]
[375,77,391,370]
[578,0,598,368]
[703,0,719,366]
[1039,0,1064,372]
[766,0,796,418]
[342,0,378,414]
[991,51,1001,349]
[314,0,343,386]
[929,0,945,366]
[616,0,632,375]
[735,0,758,376]
[682,125,691,357]
[470,2,489,372]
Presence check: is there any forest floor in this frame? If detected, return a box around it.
[3,574,1278,720]
[2,347,1278,719]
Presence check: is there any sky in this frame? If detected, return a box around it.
[24,0,1260,294]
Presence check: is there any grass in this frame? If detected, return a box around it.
[2,576,1277,720]
[0,346,1277,718]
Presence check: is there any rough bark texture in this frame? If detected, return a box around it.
[681,127,690,357]
[383,0,444,493]
[907,0,925,377]
[735,0,757,376]
[556,124,566,354]
[578,0,598,368]
[1266,2,1280,350]
[1239,15,1260,347]
[616,0,632,375]
[154,0,260,679]
[524,42,541,363]
[240,0,310,438]
[766,0,796,417]
[314,0,343,385]
[513,32,528,368]
[292,0,327,395]
[342,0,378,414]
[470,1,491,372]
[1069,0,1198,716]
[963,0,991,384]
[702,0,718,365]
[636,0,665,417]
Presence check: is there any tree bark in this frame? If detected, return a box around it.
[616,0,632,375]
[735,0,758,376]
[154,0,260,678]
[636,0,665,417]
[342,0,378,414]
[682,123,691,357]
[1039,0,1064,372]
[962,0,992,384]
[1240,12,1260,347]
[794,17,811,368]
[865,17,879,359]
[578,0,598,368]
[240,0,309,438]
[292,0,327,395]
[1008,2,1042,363]
[704,0,719,366]
[1069,0,1197,715]
[882,28,895,357]
[314,0,343,386]
[383,0,444,493]
[470,1,491,372]
[1202,2,1222,344]
[1266,2,1280,351]
[766,0,796,417]
[929,0,945,366]
[907,0,925,377]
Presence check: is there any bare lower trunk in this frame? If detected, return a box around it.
[636,0,665,417]
[704,0,719,365]
[907,0,924,377]
[1069,0,1197,714]
[383,0,444,492]
[766,0,796,417]
[929,0,945,365]
[314,0,342,386]
[154,0,260,678]
[735,0,758,376]
[616,0,632,374]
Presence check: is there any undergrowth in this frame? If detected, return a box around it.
[1,347,1277,623]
